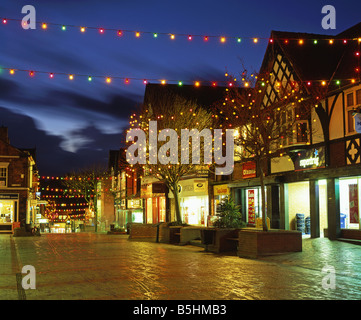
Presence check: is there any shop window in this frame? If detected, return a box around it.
[0,201,14,223]
[339,178,360,229]
[296,121,309,143]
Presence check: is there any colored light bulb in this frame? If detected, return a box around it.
[188,35,192,40]
[195,81,200,87]
[88,76,92,81]
[2,18,7,24]
[99,28,104,34]
[143,79,147,84]
[29,71,34,77]
[106,77,111,83]
[61,25,66,31]
[42,23,47,29]
[117,30,122,36]
[135,31,140,37]
[161,80,166,85]
[69,74,74,80]
[153,33,158,38]
[314,40,318,44]
[204,36,209,41]
[253,38,259,43]
[178,81,183,86]
[170,34,175,40]
[80,27,85,32]
[237,38,242,43]
[49,73,54,78]
[220,37,226,43]
[9,69,15,75]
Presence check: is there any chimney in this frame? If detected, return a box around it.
[0,126,9,144]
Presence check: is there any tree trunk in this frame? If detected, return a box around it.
[171,183,182,224]
[94,193,98,232]
[259,158,268,231]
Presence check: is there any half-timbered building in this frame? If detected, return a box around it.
[230,22,361,241]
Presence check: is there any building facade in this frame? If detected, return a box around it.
[229,22,361,240]
[0,127,38,233]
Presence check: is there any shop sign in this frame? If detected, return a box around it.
[242,161,256,179]
[247,190,256,224]
[172,179,208,197]
[294,147,325,170]
[127,199,142,208]
[194,182,206,192]
[152,183,166,194]
[354,113,361,133]
[214,184,229,196]
[0,193,19,200]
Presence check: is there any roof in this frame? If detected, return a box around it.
[260,22,361,92]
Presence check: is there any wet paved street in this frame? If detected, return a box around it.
[1,233,361,300]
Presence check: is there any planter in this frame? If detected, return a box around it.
[179,227,202,245]
[238,228,302,258]
[128,223,164,241]
[159,224,186,244]
[13,227,32,237]
[200,228,241,253]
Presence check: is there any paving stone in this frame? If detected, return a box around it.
[1,233,360,300]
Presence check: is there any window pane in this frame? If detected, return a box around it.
[348,110,355,132]
[356,89,361,105]
[347,93,354,107]
[296,122,308,143]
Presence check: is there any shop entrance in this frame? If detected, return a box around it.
[286,180,327,237]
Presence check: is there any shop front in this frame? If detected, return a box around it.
[141,177,168,224]
[127,198,144,224]
[171,178,209,226]
[0,193,18,233]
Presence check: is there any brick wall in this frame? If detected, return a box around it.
[238,229,302,258]
[129,223,163,240]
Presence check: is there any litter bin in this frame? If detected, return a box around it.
[295,213,305,234]
[340,213,346,229]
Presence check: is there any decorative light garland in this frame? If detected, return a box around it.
[2,17,361,44]
[2,66,360,88]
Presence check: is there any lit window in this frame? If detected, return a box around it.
[0,167,7,187]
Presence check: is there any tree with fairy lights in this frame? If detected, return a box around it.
[126,89,215,224]
[219,66,325,231]
[63,165,110,232]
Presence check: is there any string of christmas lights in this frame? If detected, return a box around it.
[2,66,360,88]
[2,17,361,44]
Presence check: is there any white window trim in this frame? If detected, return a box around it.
[0,163,9,188]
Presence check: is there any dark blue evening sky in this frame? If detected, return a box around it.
[1,0,360,175]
